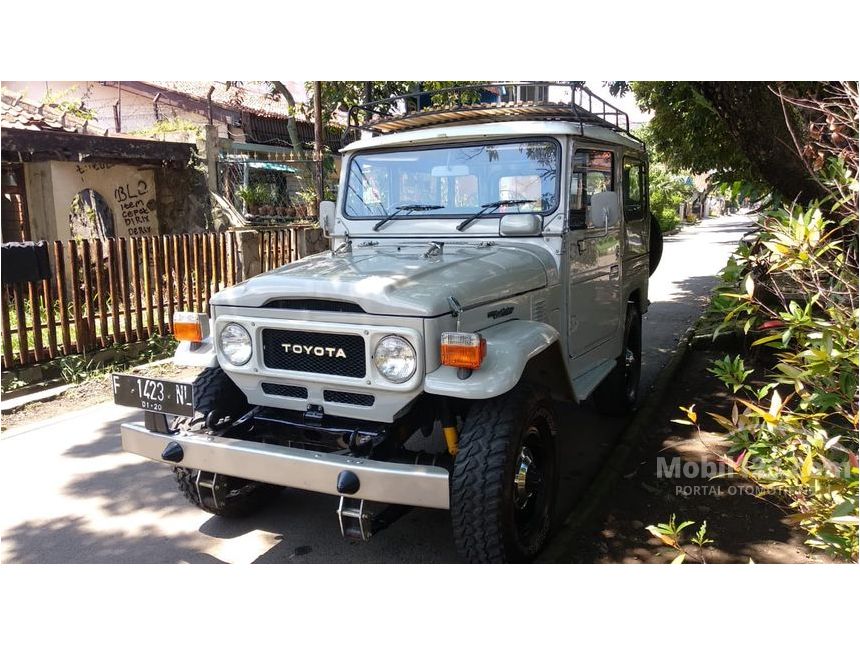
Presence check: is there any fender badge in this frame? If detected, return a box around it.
[487,306,514,320]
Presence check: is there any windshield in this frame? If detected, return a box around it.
[343,139,560,219]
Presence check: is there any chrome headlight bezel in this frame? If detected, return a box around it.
[373,335,417,384]
[218,322,253,366]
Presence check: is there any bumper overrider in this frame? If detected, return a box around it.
[120,422,450,509]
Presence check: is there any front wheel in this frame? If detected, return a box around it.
[451,385,557,563]
[172,367,280,518]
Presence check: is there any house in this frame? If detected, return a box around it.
[1,81,343,149]
[1,81,351,241]
[1,88,208,243]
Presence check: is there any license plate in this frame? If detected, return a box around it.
[112,374,194,416]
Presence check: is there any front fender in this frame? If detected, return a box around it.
[423,320,559,400]
[173,339,218,368]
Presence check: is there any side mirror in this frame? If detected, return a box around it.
[499,212,542,236]
[319,200,336,237]
[586,192,619,235]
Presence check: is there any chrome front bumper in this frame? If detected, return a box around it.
[120,422,450,509]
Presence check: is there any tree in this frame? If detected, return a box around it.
[613,82,831,205]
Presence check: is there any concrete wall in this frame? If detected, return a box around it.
[22,162,57,241]
[154,161,211,234]
[46,161,159,239]
[21,159,211,241]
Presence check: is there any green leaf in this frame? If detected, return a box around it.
[671,552,686,564]
[752,333,784,347]
[800,453,814,484]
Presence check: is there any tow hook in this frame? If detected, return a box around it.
[337,497,410,542]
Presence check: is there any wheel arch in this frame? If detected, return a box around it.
[423,320,563,401]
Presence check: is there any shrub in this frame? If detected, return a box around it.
[692,83,858,561]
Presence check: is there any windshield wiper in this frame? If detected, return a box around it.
[373,204,443,231]
[456,199,535,232]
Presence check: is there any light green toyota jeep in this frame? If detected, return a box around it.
[113,83,662,562]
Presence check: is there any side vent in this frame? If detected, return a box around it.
[531,298,547,322]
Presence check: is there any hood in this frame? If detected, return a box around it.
[210,243,552,316]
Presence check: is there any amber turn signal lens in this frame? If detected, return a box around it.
[440,332,487,370]
[173,312,203,342]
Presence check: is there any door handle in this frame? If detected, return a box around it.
[609,264,619,278]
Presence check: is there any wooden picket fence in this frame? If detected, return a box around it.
[258,227,303,273]
[1,232,246,369]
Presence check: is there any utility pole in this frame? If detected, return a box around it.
[313,81,324,209]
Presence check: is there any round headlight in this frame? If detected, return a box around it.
[219,323,252,365]
[373,335,417,383]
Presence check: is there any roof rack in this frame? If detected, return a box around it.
[342,82,640,147]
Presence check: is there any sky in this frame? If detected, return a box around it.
[585,81,652,128]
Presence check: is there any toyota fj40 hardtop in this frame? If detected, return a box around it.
[113,82,662,562]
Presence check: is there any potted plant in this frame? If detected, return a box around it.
[237,184,266,215]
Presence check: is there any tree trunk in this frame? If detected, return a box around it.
[271,81,306,161]
[695,82,827,205]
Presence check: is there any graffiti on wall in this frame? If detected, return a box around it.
[115,180,156,236]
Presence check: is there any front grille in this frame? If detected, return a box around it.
[263,299,365,313]
[262,329,366,377]
[324,390,375,407]
[262,383,308,399]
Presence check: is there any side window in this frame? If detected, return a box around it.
[569,149,614,229]
[622,158,645,220]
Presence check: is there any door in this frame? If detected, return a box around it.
[622,156,648,260]
[566,146,622,358]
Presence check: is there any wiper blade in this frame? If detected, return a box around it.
[456,199,535,232]
[373,204,443,231]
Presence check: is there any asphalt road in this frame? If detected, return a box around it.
[1,213,753,564]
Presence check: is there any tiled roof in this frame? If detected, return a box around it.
[147,81,307,119]
[0,88,108,135]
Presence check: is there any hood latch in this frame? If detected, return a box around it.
[447,295,463,331]
[423,241,444,258]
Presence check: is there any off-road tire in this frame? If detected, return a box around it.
[172,367,280,518]
[649,214,664,276]
[592,305,642,416]
[451,384,557,563]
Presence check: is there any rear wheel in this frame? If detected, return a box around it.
[172,367,280,518]
[593,305,642,416]
[451,385,557,563]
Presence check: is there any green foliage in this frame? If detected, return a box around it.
[632,81,753,185]
[646,515,713,564]
[671,83,859,562]
[648,160,694,232]
[696,167,858,560]
[42,85,97,122]
[132,117,202,138]
[140,334,178,362]
[236,184,270,209]
[709,355,754,393]
[302,81,488,126]
[58,353,96,384]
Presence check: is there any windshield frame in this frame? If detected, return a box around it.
[340,136,562,223]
